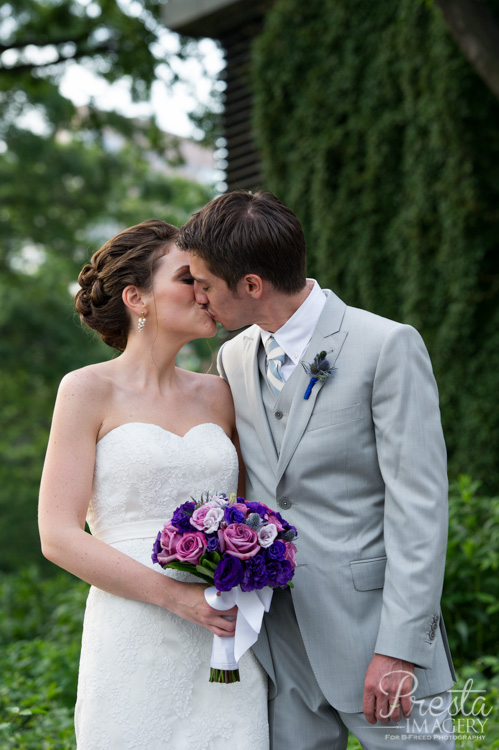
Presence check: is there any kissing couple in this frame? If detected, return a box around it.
[40,190,455,749]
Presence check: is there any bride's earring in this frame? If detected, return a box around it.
[138,310,147,332]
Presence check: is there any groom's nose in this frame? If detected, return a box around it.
[193,281,208,305]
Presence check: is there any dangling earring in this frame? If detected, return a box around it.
[138,310,146,332]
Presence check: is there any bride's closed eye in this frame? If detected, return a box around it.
[180,276,194,285]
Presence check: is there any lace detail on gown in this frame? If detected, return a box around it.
[75,423,269,750]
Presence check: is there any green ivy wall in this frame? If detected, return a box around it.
[251,0,499,489]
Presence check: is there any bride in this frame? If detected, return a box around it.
[38,219,269,750]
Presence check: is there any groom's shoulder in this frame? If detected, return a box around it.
[220,325,259,358]
[324,289,411,337]
[345,304,404,333]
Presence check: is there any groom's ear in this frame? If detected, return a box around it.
[240,274,264,299]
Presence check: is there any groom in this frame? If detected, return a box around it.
[178,190,455,748]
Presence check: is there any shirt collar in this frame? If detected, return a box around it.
[260,280,327,364]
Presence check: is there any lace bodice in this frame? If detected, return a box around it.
[87,422,239,538]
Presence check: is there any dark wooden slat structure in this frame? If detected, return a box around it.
[162,0,273,192]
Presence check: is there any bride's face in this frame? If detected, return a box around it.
[146,244,217,340]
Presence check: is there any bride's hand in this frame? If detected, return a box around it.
[166,581,238,637]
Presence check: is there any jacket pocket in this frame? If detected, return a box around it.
[349,556,387,591]
[307,402,363,432]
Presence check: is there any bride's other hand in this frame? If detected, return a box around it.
[166,580,238,637]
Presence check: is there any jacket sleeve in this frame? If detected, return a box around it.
[371,324,448,669]
[217,342,228,383]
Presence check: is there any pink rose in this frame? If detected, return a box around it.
[257,523,278,548]
[233,503,250,517]
[157,523,182,564]
[284,542,297,567]
[175,532,207,565]
[223,523,260,560]
[267,514,285,532]
[217,529,226,553]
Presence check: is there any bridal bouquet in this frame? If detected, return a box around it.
[152,492,297,683]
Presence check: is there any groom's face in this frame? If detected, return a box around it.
[189,255,253,331]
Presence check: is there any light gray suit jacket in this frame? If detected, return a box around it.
[218,290,455,712]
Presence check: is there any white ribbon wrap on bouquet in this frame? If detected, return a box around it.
[204,585,273,670]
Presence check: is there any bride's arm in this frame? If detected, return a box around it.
[38,369,236,637]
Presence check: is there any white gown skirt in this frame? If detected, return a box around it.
[75,536,269,750]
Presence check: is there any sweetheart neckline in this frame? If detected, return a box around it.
[97,422,227,445]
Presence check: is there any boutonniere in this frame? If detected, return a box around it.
[301,350,336,399]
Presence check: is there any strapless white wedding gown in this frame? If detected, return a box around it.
[75,422,269,750]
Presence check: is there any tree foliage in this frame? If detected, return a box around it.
[251,0,499,490]
[0,1,217,572]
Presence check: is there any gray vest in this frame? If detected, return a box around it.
[258,345,301,456]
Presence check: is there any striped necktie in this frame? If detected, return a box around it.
[265,335,286,397]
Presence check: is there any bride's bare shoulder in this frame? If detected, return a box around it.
[57,361,117,406]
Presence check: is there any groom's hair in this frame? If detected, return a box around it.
[177,190,307,294]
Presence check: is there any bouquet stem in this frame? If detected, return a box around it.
[209,668,240,684]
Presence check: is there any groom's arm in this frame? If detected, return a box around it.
[372,323,448,664]
[364,324,448,721]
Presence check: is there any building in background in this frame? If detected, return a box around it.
[162,0,273,192]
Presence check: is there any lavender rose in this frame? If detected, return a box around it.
[214,554,244,591]
[175,532,207,565]
[240,554,269,592]
[190,505,224,534]
[223,523,260,560]
[171,501,196,532]
[257,523,278,549]
[266,558,294,588]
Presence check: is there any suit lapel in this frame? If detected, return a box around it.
[242,328,279,474]
[276,291,347,484]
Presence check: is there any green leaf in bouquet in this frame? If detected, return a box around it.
[199,556,217,571]
[195,565,216,581]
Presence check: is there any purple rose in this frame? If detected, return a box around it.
[223,523,260,560]
[266,559,294,588]
[273,510,297,537]
[245,501,269,518]
[206,536,220,553]
[240,554,269,592]
[175,532,207,564]
[266,540,286,561]
[151,531,162,565]
[224,505,247,525]
[171,501,196,532]
[214,554,244,592]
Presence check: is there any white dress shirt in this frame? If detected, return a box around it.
[259,280,327,381]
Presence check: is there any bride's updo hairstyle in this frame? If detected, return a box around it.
[75,219,178,352]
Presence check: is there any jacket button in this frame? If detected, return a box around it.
[278,497,291,510]
[275,411,283,419]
